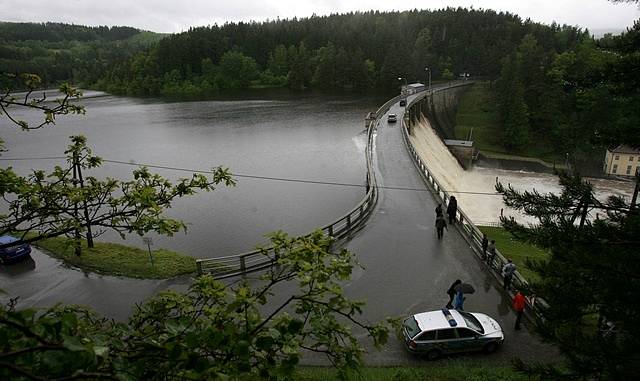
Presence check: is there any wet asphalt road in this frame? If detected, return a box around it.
[331,93,559,365]
[0,89,559,365]
[0,249,190,321]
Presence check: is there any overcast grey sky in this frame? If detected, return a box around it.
[2,0,638,34]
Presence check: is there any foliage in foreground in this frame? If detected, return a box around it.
[0,231,393,380]
[497,171,640,380]
[296,364,537,381]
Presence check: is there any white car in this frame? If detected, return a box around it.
[387,113,397,123]
[402,308,504,359]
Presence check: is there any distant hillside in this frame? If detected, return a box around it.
[0,21,140,41]
[0,21,165,87]
[97,8,590,96]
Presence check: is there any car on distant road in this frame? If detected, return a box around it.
[402,308,504,360]
[0,235,32,265]
[387,113,397,123]
[399,98,407,106]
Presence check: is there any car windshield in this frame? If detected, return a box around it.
[403,317,421,339]
[458,311,484,334]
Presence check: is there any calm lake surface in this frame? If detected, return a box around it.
[2,90,386,258]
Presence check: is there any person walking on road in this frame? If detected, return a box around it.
[453,290,465,310]
[486,240,496,268]
[435,203,443,217]
[513,290,526,330]
[502,259,517,291]
[446,196,458,224]
[435,214,447,239]
[446,279,462,309]
[481,233,489,259]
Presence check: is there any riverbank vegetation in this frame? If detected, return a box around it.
[296,364,536,381]
[33,236,196,278]
[496,172,640,379]
[454,19,640,172]
[477,226,550,282]
[455,82,564,164]
[0,22,164,89]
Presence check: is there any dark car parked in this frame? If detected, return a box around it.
[0,235,32,264]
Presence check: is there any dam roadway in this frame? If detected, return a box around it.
[334,87,558,365]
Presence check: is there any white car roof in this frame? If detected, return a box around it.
[414,309,468,331]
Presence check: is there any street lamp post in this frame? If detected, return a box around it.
[398,77,407,95]
[425,67,431,91]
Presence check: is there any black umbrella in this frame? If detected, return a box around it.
[454,283,475,294]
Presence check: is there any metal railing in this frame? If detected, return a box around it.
[196,101,388,278]
[400,84,548,317]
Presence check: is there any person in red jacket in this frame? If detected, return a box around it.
[512,290,526,330]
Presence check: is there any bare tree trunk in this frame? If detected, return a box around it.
[579,191,590,229]
[75,155,94,248]
[72,157,82,256]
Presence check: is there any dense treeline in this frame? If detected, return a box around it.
[0,22,163,87]
[494,20,640,164]
[0,22,140,42]
[96,8,588,96]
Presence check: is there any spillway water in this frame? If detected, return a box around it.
[409,117,635,225]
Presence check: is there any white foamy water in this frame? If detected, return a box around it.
[409,118,635,225]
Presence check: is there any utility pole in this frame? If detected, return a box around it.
[425,67,431,91]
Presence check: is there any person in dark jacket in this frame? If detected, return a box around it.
[486,239,496,267]
[446,279,462,309]
[446,196,458,224]
[481,233,489,259]
[435,215,447,239]
[435,203,443,217]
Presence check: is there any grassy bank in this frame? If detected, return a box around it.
[455,81,502,153]
[477,226,549,282]
[33,237,196,279]
[296,364,535,381]
[455,82,563,164]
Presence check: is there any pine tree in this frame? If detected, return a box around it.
[497,172,640,380]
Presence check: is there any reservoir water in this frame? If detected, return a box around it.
[2,90,386,258]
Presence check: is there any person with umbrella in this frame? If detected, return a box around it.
[453,282,475,310]
[445,279,462,309]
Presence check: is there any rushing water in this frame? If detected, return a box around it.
[2,90,386,258]
[409,117,635,225]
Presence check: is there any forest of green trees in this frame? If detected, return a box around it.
[0,22,163,88]
[95,8,589,95]
[494,19,639,164]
